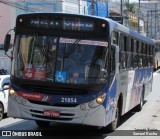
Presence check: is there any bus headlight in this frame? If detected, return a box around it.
[80,93,106,110]
[96,93,106,104]
[96,97,103,104]
[88,93,106,108]
[9,88,15,96]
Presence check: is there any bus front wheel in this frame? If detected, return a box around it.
[35,120,50,127]
[106,101,121,131]
[0,103,4,121]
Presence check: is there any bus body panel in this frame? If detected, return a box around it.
[116,68,153,115]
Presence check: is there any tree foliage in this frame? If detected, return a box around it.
[125,2,137,13]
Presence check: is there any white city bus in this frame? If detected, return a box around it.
[3,13,155,131]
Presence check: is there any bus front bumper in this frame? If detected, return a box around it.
[7,96,107,127]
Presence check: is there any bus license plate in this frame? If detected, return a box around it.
[43,110,60,117]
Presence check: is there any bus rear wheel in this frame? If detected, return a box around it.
[135,87,144,112]
[35,120,50,127]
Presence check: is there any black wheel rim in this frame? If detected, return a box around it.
[113,107,119,129]
[140,91,144,107]
[0,104,3,120]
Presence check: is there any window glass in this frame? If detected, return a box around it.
[124,36,127,51]
[111,47,115,73]
[142,43,146,54]
[126,53,133,69]
[112,31,119,45]
[142,55,147,67]
[138,54,143,68]
[126,37,131,52]
[120,52,126,70]
[134,40,137,53]
[119,35,124,51]
[146,44,149,55]
[149,45,152,55]
[138,42,142,54]
[131,38,134,52]
[150,56,154,66]
[120,34,127,52]
[13,35,109,84]
[133,54,138,68]
[153,46,155,56]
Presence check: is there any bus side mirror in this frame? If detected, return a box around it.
[100,68,108,79]
[4,34,11,52]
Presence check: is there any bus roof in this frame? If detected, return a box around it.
[103,17,155,44]
[17,13,155,44]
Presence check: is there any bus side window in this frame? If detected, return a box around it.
[146,44,149,55]
[112,31,119,45]
[120,52,126,70]
[126,37,131,52]
[127,53,133,69]
[149,45,152,55]
[133,39,138,68]
[119,34,126,70]
[126,37,132,69]
[138,42,143,68]
[150,56,154,67]
[153,46,155,56]
[119,34,124,51]
[111,46,115,73]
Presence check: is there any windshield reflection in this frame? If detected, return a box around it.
[13,35,108,85]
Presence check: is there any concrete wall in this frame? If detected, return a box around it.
[0,3,12,44]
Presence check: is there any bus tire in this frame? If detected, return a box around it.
[106,100,121,131]
[0,103,4,121]
[35,120,50,127]
[135,87,144,112]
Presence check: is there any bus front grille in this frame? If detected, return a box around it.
[32,115,73,121]
[28,100,79,107]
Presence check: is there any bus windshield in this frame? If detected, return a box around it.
[13,35,108,85]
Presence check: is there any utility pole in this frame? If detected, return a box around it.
[128,0,130,27]
[78,0,80,14]
[147,10,149,37]
[121,0,123,24]
[155,3,157,39]
[138,0,140,33]
[155,10,157,39]
[151,10,153,38]
[91,0,95,15]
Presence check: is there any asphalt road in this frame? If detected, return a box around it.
[0,72,160,139]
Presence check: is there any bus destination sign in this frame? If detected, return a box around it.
[29,18,94,31]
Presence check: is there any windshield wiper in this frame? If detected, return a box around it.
[63,38,82,58]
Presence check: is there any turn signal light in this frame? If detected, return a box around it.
[96,93,106,104]
[101,94,105,98]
